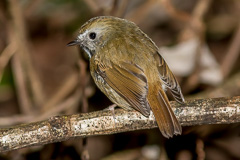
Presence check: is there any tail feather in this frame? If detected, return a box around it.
[148,84,182,138]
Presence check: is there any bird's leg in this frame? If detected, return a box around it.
[104,104,117,111]
[104,104,117,129]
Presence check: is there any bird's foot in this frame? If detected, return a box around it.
[103,104,117,111]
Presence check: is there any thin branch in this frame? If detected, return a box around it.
[41,73,79,112]
[11,55,33,114]
[179,0,212,41]
[0,86,82,126]
[191,72,240,99]
[0,114,33,127]
[25,0,45,17]
[78,49,90,159]
[111,0,129,17]
[9,0,45,108]
[160,0,191,22]
[179,0,213,93]
[78,49,88,114]
[82,0,101,13]
[221,24,240,78]
[125,0,156,24]
[1,96,240,152]
[0,43,16,82]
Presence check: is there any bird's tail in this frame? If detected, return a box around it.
[148,83,182,138]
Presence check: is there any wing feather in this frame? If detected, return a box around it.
[154,52,185,104]
[95,61,151,116]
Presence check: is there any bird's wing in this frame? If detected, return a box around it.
[94,61,151,117]
[154,52,185,104]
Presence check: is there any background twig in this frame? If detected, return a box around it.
[221,24,240,78]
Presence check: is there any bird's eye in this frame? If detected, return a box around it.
[89,32,96,40]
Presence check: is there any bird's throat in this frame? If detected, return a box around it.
[82,46,94,58]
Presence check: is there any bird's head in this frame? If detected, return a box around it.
[67,16,138,58]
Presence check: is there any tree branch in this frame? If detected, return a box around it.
[0,96,240,152]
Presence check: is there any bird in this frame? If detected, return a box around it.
[68,16,185,138]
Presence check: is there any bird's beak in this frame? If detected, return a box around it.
[67,39,81,46]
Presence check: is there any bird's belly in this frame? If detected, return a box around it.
[92,73,132,111]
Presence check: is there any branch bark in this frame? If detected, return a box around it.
[1,96,240,152]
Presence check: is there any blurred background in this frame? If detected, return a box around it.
[0,0,240,159]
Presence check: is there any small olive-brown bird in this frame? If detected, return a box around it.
[68,16,185,138]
